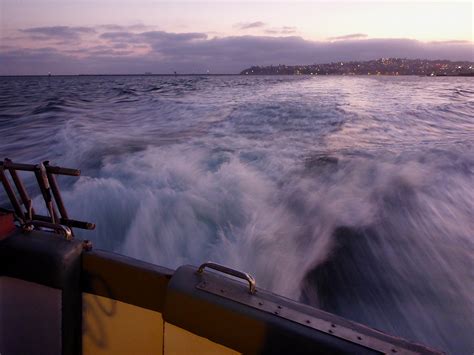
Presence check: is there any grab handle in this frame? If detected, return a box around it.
[197,261,256,294]
[24,220,73,240]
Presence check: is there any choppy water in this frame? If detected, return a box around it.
[1,75,473,353]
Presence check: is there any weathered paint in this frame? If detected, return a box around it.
[83,293,163,355]
[164,322,241,355]
[0,213,15,240]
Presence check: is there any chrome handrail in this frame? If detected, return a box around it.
[197,261,256,294]
[24,220,73,240]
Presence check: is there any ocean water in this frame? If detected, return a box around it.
[1,75,473,353]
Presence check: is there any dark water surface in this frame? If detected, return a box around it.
[1,75,473,353]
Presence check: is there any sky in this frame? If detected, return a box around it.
[0,0,473,74]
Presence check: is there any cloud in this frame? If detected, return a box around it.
[140,31,207,42]
[0,47,79,75]
[141,35,474,72]
[1,27,473,75]
[234,21,266,30]
[20,26,95,40]
[65,45,134,57]
[99,30,207,45]
[328,33,368,41]
[97,24,150,32]
[265,26,297,35]
[99,31,137,42]
[429,40,471,45]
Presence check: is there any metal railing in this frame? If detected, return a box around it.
[0,158,95,239]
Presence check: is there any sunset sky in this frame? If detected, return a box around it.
[1,0,473,74]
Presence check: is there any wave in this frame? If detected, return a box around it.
[60,143,474,354]
[1,75,474,354]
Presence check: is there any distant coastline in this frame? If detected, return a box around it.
[0,74,243,78]
[1,58,473,77]
[240,58,474,76]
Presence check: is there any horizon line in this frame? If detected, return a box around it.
[2,73,472,78]
[2,58,473,77]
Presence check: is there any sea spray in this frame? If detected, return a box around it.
[1,75,473,353]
